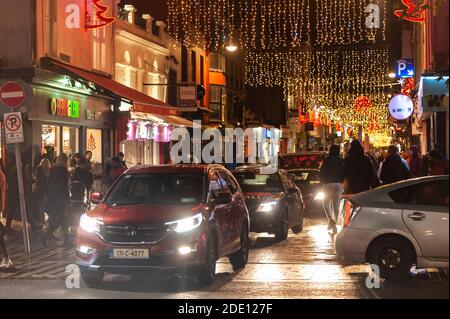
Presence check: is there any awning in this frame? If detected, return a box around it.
[41,57,179,116]
[131,111,193,127]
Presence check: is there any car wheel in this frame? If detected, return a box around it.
[367,237,415,281]
[274,210,289,242]
[291,210,304,234]
[229,224,249,271]
[81,269,104,287]
[196,236,217,286]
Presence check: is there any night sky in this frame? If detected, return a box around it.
[119,0,169,21]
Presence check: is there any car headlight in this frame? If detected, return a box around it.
[257,201,279,213]
[314,192,325,201]
[79,214,103,233]
[165,213,203,233]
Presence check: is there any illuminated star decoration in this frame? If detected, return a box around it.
[394,0,428,23]
[85,0,116,30]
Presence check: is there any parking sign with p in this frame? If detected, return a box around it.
[4,112,24,144]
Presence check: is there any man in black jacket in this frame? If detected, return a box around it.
[320,144,345,233]
[380,145,410,185]
[344,140,380,194]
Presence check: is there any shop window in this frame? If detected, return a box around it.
[63,127,79,158]
[42,125,60,160]
[86,129,103,165]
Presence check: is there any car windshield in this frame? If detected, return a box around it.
[104,173,205,206]
[289,170,320,184]
[233,172,283,193]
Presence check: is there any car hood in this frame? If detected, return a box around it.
[88,203,205,226]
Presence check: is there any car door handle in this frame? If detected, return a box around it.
[407,212,426,221]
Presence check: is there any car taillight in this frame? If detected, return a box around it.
[343,200,361,227]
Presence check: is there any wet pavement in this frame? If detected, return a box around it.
[0,216,448,299]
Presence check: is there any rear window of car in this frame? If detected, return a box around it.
[389,180,449,206]
[104,173,205,206]
[289,170,320,184]
[233,172,283,193]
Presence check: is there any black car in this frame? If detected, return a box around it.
[232,166,304,241]
[288,168,323,214]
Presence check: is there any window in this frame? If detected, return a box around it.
[62,127,79,158]
[209,173,223,200]
[182,46,188,82]
[219,171,239,194]
[210,53,225,72]
[105,174,205,206]
[209,85,223,122]
[233,172,283,193]
[86,129,102,164]
[389,180,449,207]
[191,51,197,83]
[42,125,60,160]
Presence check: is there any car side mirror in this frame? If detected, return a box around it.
[288,188,298,195]
[90,192,103,204]
[213,192,232,205]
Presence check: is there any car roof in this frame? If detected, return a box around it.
[350,175,449,204]
[232,165,281,174]
[125,164,225,175]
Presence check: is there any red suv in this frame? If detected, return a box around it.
[75,165,250,286]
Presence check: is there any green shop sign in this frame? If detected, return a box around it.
[50,97,80,119]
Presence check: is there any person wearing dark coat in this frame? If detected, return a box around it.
[42,154,70,246]
[380,145,410,185]
[344,140,380,194]
[35,158,51,224]
[72,159,94,193]
[320,144,345,233]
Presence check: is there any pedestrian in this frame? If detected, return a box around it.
[0,162,7,231]
[0,162,13,269]
[35,158,51,224]
[118,152,127,169]
[320,144,345,233]
[408,145,424,178]
[379,145,410,185]
[343,140,380,194]
[42,153,71,247]
[4,163,41,232]
[109,157,127,185]
[72,158,94,194]
[85,151,93,171]
[428,147,449,176]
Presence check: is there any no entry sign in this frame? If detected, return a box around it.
[4,112,24,144]
[0,81,26,109]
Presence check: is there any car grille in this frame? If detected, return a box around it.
[99,225,168,244]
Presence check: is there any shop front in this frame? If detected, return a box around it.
[117,112,192,166]
[29,68,115,185]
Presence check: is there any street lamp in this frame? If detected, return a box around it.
[226,43,238,52]
[388,72,396,79]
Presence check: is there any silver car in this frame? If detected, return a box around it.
[335,175,449,280]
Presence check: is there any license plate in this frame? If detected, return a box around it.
[111,249,149,259]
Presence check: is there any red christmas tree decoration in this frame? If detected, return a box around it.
[85,0,115,30]
[394,0,428,23]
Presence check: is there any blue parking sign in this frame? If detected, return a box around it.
[396,59,415,79]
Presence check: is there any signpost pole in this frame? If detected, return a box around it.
[14,142,31,256]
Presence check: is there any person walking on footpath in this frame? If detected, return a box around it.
[0,163,13,269]
[379,145,410,185]
[408,145,424,178]
[35,158,51,224]
[320,144,345,234]
[343,140,380,194]
[42,154,71,247]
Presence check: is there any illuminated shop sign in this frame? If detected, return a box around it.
[65,0,115,30]
[127,120,172,143]
[50,98,80,119]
